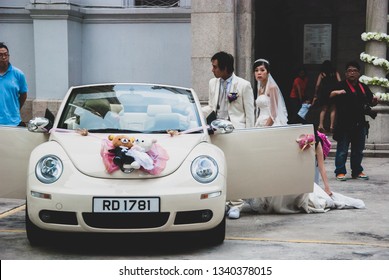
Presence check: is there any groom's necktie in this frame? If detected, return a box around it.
[217,79,229,120]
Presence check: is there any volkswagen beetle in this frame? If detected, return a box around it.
[0,83,315,246]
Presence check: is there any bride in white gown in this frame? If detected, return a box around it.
[227,59,365,218]
[254,59,288,128]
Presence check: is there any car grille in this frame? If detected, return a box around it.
[82,212,170,229]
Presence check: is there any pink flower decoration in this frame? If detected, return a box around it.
[296,134,315,151]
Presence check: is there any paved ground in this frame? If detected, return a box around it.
[0,157,388,260]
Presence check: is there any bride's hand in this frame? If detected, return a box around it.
[325,188,333,196]
[265,118,274,127]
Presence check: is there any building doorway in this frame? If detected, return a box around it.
[253,0,367,124]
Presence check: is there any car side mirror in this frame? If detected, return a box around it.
[211,119,234,134]
[28,117,50,133]
[44,108,55,131]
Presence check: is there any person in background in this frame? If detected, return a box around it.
[202,51,255,129]
[288,65,308,124]
[313,60,341,133]
[0,42,28,127]
[330,61,378,181]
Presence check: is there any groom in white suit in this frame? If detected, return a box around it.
[202,52,254,219]
[202,51,254,129]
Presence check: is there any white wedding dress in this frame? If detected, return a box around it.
[255,94,271,127]
[244,183,365,214]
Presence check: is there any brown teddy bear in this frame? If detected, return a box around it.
[108,135,140,172]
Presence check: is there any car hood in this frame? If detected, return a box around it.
[50,132,208,178]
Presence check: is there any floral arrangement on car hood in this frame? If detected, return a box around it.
[101,136,169,175]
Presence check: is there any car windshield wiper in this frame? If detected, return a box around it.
[87,128,144,133]
[147,130,183,134]
[147,129,202,134]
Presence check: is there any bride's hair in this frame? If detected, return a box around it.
[253,58,270,72]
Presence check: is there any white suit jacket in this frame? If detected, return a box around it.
[202,73,255,129]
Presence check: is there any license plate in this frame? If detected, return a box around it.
[93,197,160,213]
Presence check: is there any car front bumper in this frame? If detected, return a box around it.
[27,173,226,233]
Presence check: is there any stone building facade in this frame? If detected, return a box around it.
[1,0,388,143]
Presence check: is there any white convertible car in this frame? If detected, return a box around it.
[0,83,315,246]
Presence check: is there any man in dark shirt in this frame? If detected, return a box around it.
[330,61,378,181]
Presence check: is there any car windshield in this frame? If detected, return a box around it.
[57,84,202,133]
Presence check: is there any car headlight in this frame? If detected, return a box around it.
[35,155,63,184]
[191,156,218,183]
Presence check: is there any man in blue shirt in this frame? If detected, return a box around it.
[0,42,28,126]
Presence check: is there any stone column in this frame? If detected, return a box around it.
[365,0,387,80]
[364,0,389,144]
[26,2,83,117]
[191,0,253,101]
[235,0,254,85]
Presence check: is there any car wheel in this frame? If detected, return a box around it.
[185,216,226,247]
[196,216,225,246]
[188,217,226,246]
[25,205,52,246]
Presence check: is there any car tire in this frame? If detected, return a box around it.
[208,216,226,245]
[199,216,225,246]
[25,205,52,246]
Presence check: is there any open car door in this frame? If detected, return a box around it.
[211,124,315,200]
[0,126,48,199]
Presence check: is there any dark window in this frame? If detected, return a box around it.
[135,0,179,7]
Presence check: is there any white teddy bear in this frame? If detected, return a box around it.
[125,138,157,170]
